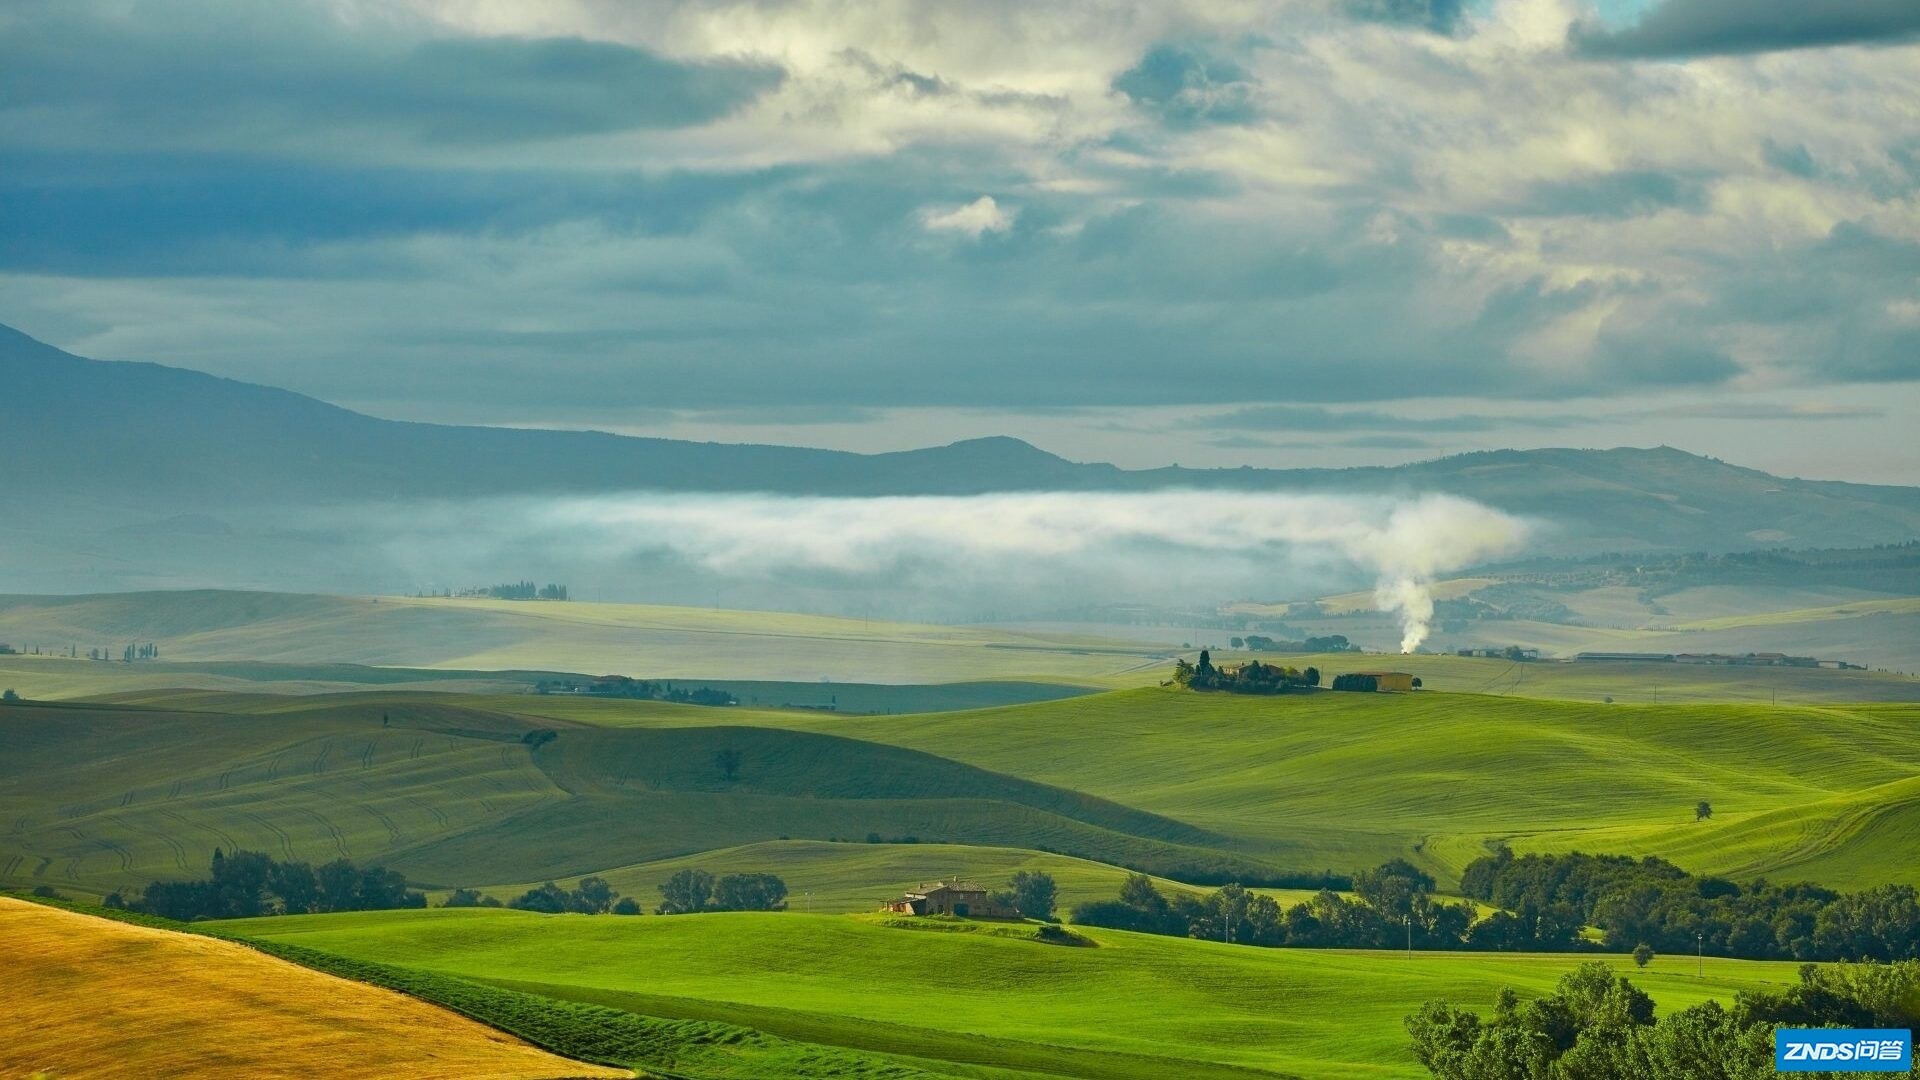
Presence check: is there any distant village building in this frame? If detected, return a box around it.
[1574,650,1829,667]
[1455,647,1539,660]
[881,881,1016,918]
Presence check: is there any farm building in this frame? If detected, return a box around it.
[1331,671,1416,692]
[881,881,1016,918]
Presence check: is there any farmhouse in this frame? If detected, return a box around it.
[881,881,1016,918]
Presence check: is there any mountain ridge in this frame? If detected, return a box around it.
[4,323,1918,580]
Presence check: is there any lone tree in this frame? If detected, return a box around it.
[1695,800,1713,821]
[1008,870,1058,921]
[1633,943,1654,968]
[1,689,18,702]
[714,747,744,783]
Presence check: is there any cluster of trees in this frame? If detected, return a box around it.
[111,849,424,921]
[1228,634,1357,653]
[1172,651,1320,694]
[86,642,159,661]
[469,581,568,600]
[656,870,790,914]
[1407,959,1920,1079]
[533,675,738,707]
[1073,861,1489,949]
[1461,848,1920,962]
[498,876,642,915]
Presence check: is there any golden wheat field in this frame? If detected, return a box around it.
[0,897,629,1080]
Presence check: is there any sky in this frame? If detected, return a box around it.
[2,0,1918,481]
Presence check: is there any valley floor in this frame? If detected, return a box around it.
[219,906,1807,1080]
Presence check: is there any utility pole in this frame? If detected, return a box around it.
[1406,913,1413,958]
[1696,931,1703,978]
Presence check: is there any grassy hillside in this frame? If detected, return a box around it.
[6,684,1919,902]
[219,907,1808,1079]
[498,686,1920,889]
[0,696,1268,899]
[0,897,628,1080]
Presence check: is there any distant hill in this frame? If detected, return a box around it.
[4,322,1919,594]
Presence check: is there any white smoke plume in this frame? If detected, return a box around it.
[497,490,1529,652]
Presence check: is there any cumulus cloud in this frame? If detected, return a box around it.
[919,196,1015,237]
[1573,0,1920,58]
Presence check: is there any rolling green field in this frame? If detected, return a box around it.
[463,840,1330,916]
[6,681,1920,903]
[215,907,1810,1079]
[4,589,1918,1080]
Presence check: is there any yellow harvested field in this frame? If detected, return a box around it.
[0,897,630,1080]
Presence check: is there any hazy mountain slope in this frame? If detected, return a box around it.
[5,323,1919,565]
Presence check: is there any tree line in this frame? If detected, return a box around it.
[1460,847,1920,962]
[1408,958,1920,1079]
[109,849,424,920]
[444,870,797,915]
[1072,850,1920,961]
[1072,860,1485,949]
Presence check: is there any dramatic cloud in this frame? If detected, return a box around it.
[1572,0,1920,58]
[0,0,1915,433]
[0,1,782,155]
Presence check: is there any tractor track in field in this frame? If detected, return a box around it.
[217,764,236,791]
[311,740,334,776]
[297,807,351,859]
[264,750,290,782]
[122,816,191,873]
[409,737,424,760]
[33,856,51,877]
[119,790,135,808]
[360,741,377,769]
[97,834,134,873]
[241,811,298,861]
[167,779,184,799]
[160,808,237,855]
[1,854,22,877]
[404,794,451,832]
[351,783,403,845]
